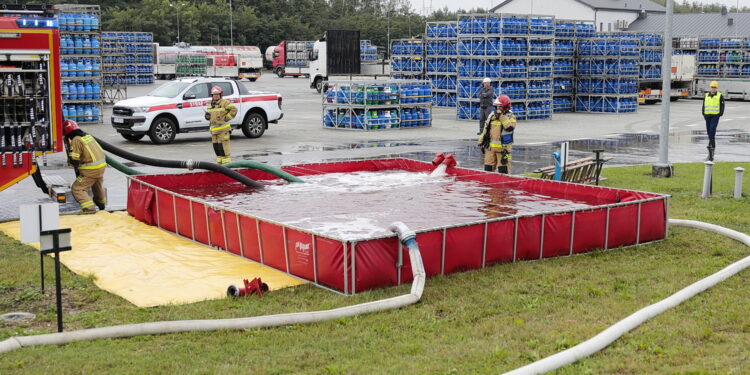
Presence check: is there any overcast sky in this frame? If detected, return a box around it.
[408,0,750,14]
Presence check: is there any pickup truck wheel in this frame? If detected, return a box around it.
[120,133,144,142]
[148,117,177,144]
[242,113,266,138]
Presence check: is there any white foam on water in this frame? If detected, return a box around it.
[429,164,448,178]
[266,170,454,195]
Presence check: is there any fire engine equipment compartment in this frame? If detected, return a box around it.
[0,13,63,191]
[127,158,668,295]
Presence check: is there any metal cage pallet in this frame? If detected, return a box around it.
[574,35,640,113]
[322,80,432,130]
[456,13,557,121]
[425,21,459,107]
[102,32,154,85]
[56,4,102,124]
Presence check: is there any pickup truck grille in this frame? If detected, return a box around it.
[113,107,133,116]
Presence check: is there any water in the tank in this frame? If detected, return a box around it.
[171,171,599,240]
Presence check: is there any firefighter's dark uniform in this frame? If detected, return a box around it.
[478,110,517,174]
[206,97,238,164]
[68,134,106,212]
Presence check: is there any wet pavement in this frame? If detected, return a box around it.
[1,75,749,221]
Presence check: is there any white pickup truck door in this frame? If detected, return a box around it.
[180,82,211,128]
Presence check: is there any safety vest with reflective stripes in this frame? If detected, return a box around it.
[207,98,238,128]
[69,134,106,169]
[703,92,722,115]
[485,112,517,148]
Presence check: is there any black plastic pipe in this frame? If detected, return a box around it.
[94,137,264,189]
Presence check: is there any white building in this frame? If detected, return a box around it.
[490,0,666,32]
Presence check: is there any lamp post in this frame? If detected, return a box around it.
[652,0,673,177]
[229,0,233,47]
[169,2,187,44]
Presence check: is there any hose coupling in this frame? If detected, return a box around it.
[389,221,416,245]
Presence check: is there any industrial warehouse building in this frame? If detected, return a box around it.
[490,0,666,32]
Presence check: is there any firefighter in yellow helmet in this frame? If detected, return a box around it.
[205,86,238,164]
[63,120,106,213]
[702,81,724,161]
[478,95,517,174]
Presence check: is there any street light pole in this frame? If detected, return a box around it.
[169,2,186,45]
[176,7,180,43]
[229,0,233,47]
[652,0,673,177]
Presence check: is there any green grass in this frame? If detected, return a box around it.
[1,162,749,374]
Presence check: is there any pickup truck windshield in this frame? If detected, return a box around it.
[149,81,191,98]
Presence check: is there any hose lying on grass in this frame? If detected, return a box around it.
[0,222,424,354]
[503,219,750,375]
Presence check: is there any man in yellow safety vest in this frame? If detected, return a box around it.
[478,95,517,174]
[63,120,106,213]
[702,81,724,161]
[205,86,238,164]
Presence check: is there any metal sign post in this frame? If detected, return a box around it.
[39,228,72,333]
[19,203,59,292]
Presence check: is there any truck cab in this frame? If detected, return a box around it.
[111,77,282,144]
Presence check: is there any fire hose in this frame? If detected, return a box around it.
[93,137,264,189]
[103,152,304,183]
[503,219,750,375]
[0,222,424,354]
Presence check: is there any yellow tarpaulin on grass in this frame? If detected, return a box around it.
[0,211,306,307]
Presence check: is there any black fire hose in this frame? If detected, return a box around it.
[94,137,264,189]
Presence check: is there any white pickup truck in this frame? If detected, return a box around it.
[111,77,283,144]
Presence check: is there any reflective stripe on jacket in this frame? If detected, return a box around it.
[69,134,106,169]
[703,92,722,115]
[478,111,517,148]
[207,98,238,127]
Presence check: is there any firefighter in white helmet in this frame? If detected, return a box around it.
[478,95,517,174]
[205,86,238,164]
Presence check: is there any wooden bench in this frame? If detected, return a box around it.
[534,156,612,184]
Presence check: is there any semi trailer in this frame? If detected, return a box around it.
[638,54,695,104]
[308,30,390,93]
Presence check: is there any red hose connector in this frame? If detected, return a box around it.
[227,278,269,298]
[442,154,457,168]
[431,152,445,166]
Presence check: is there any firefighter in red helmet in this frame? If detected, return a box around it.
[478,95,517,174]
[62,120,107,213]
[205,85,238,164]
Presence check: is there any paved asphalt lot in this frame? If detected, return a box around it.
[1,73,748,218]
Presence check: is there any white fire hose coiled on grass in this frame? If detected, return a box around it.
[0,222,425,355]
[0,218,747,370]
[503,219,750,375]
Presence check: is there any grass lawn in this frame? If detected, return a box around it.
[1,162,749,374]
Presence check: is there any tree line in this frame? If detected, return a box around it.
[8,0,749,51]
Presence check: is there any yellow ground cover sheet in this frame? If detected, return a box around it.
[0,211,306,307]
